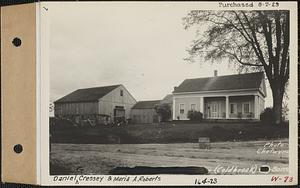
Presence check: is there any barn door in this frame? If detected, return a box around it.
[114,106,125,123]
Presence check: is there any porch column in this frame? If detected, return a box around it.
[225,96,229,119]
[254,95,259,119]
[172,96,176,120]
[200,97,204,114]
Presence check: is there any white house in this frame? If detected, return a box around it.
[54,84,137,124]
[172,71,266,120]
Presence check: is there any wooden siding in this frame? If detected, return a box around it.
[259,78,267,97]
[131,109,158,124]
[98,85,136,119]
[258,95,265,117]
[174,97,202,120]
[54,102,98,116]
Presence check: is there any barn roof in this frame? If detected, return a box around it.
[132,100,161,109]
[55,85,121,103]
[173,72,264,93]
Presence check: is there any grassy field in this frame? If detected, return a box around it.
[51,121,288,144]
[50,139,289,175]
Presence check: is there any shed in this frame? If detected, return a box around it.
[131,100,161,124]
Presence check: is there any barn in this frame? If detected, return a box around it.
[131,100,161,124]
[54,84,137,125]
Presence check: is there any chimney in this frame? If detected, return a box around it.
[214,70,218,77]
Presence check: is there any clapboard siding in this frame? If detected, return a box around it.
[131,109,158,124]
[98,85,136,119]
[54,102,98,116]
[54,85,136,123]
[174,97,201,120]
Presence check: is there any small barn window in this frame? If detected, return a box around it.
[120,90,123,96]
[179,104,185,114]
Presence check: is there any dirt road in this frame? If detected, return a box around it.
[50,139,288,175]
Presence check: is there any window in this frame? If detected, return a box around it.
[191,104,196,111]
[230,104,234,114]
[179,104,185,114]
[230,103,237,114]
[243,103,250,114]
[120,90,123,96]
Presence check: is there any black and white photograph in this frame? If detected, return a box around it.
[44,2,296,185]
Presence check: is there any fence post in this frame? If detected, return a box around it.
[198,137,210,149]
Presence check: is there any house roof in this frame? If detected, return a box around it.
[132,100,161,109]
[160,94,173,104]
[55,84,121,103]
[173,72,264,93]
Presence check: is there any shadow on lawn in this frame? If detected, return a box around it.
[50,120,289,144]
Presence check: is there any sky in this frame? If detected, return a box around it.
[47,2,272,107]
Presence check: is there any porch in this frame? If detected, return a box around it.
[203,95,259,120]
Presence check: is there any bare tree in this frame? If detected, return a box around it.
[183,10,289,124]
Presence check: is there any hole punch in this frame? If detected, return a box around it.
[12,37,22,47]
[13,144,23,154]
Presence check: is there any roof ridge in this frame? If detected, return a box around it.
[132,100,161,109]
[55,84,123,103]
[137,100,161,102]
[174,71,264,94]
[184,71,264,81]
[77,84,121,90]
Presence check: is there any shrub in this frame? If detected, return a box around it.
[260,107,275,125]
[187,110,203,121]
[50,117,75,132]
[155,103,172,122]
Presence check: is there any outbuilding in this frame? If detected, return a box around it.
[131,100,161,124]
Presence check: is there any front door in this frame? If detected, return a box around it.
[211,102,219,118]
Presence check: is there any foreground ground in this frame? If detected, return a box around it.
[50,139,288,175]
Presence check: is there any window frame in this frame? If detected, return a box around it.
[242,102,251,114]
[190,104,196,111]
[230,103,237,114]
[179,103,185,114]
